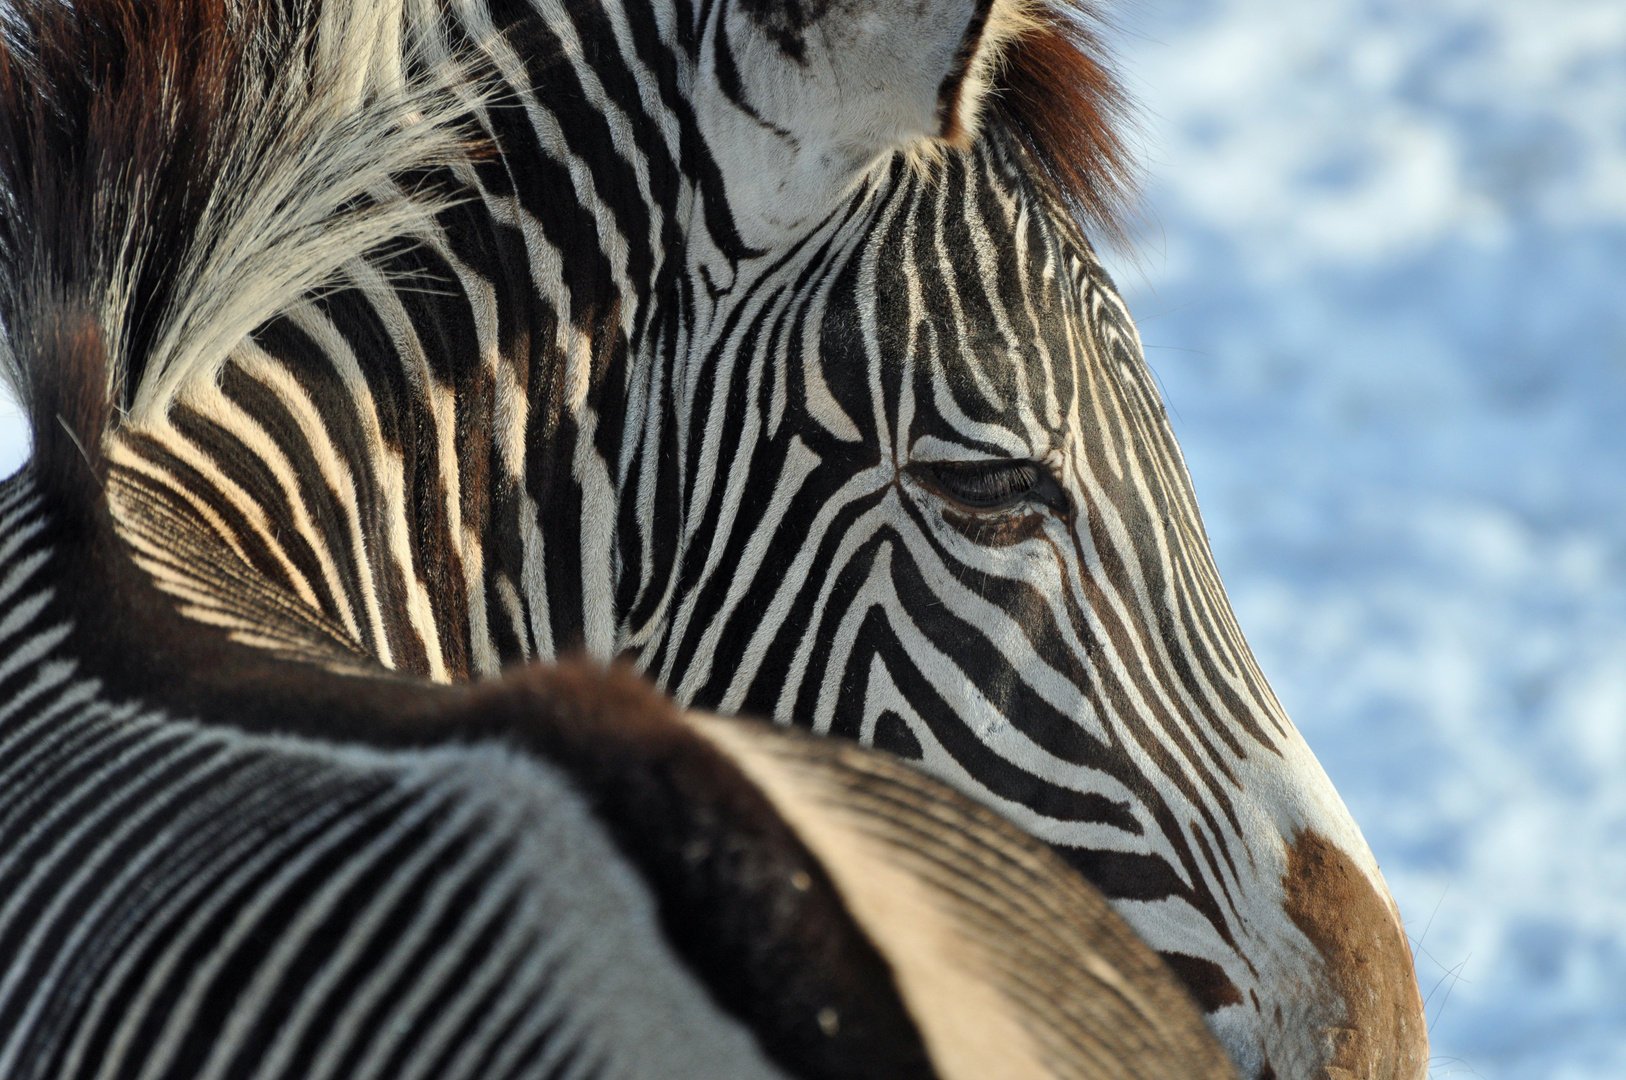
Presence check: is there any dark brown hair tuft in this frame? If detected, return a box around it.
[0,0,275,488]
[992,2,1140,249]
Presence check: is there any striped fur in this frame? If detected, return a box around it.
[0,0,1426,1077]
[0,584,789,1079]
[0,454,1233,1076]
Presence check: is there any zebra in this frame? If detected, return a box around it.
[0,0,1427,1077]
[10,6,1237,1076]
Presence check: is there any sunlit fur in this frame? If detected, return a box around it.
[0,0,1426,1077]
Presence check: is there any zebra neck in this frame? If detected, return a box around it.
[0,475,939,1080]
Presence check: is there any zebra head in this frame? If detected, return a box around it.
[623,3,1430,1077]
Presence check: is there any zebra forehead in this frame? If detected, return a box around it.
[807,168,1094,414]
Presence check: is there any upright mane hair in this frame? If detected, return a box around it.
[0,0,477,489]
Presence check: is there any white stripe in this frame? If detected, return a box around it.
[105,789,399,1080]
[199,788,475,1080]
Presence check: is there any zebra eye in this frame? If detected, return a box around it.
[910,459,1068,514]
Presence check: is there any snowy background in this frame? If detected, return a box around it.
[1097,0,1626,1076]
[1,0,1622,1075]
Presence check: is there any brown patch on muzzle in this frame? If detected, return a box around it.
[1283,830,1429,1080]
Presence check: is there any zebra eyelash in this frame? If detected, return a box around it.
[906,458,1069,516]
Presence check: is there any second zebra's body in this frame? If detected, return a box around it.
[0,0,1427,1077]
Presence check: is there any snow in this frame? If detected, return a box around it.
[0,399,21,475]
[1102,0,1626,1075]
[1,0,1622,1073]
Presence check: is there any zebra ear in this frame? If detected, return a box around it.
[684,713,1237,1079]
[698,0,1032,246]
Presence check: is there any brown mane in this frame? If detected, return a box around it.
[993,2,1140,249]
[0,0,247,488]
[0,0,477,471]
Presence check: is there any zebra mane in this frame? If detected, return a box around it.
[993,1,1140,248]
[0,0,480,488]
